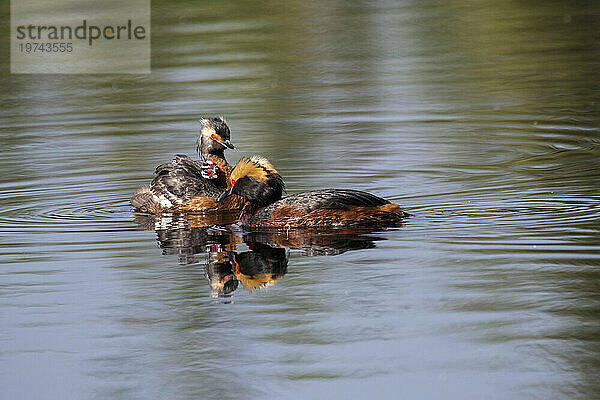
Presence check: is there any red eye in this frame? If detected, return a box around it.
[231,179,236,186]
[211,134,217,139]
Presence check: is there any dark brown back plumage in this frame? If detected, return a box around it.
[219,156,408,228]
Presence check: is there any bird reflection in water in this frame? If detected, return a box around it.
[133,213,397,297]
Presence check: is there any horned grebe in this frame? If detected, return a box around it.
[217,155,409,228]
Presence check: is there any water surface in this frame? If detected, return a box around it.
[2,1,600,399]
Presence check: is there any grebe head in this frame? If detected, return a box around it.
[197,117,234,157]
[217,155,284,207]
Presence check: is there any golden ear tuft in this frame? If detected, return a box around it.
[231,155,278,182]
[248,155,278,174]
[235,272,278,291]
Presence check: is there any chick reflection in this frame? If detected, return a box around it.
[134,213,241,265]
[204,250,238,297]
[133,214,289,297]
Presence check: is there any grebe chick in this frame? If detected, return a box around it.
[217,156,409,228]
[131,117,244,213]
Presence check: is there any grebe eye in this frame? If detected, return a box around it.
[231,179,236,186]
[211,134,217,139]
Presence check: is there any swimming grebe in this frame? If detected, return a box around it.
[131,117,245,213]
[217,156,409,228]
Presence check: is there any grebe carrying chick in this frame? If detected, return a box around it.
[131,117,245,213]
[217,156,409,228]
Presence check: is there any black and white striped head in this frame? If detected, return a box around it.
[197,117,234,157]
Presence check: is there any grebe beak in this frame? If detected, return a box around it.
[211,137,235,149]
[217,188,232,202]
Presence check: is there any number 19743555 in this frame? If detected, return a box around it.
[19,42,73,52]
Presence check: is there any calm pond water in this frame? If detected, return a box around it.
[2,1,600,399]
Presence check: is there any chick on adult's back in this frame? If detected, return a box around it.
[131,117,244,213]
